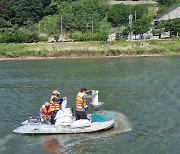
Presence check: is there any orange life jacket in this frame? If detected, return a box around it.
[42,105,52,117]
[76,92,88,110]
[50,95,60,111]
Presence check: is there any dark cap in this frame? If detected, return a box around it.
[52,97,59,102]
[80,87,87,92]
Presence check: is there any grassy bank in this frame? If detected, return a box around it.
[0,39,180,59]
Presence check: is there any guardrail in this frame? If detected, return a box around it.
[108,0,157,5]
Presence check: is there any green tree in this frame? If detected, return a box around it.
[122,27,129,38]
[132,17,151,38]
[44,2,58,16]
[10,0,44,27]
[107,4,150,27]
[0,18,12,28]
[157,0,180,5]
[0,0,58,28]
[152,22,165,38]
[58,0,108,32]
[0,28,39,43]
[107,4,130,27]
[164,19,180,37]
[33,14,60,35]
[0,0,16,20]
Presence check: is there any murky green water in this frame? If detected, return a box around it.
[0,56,179,154]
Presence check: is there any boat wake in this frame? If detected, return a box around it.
[114,111,132,133]
[84,110,132,138]
[0,134,14,153]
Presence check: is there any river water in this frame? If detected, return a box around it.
[0,56,179,154]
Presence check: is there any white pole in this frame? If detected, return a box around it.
[39,23,40,34]
[61,15,63,35]
[92,19,93,32]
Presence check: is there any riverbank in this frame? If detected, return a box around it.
[0,39,180,60]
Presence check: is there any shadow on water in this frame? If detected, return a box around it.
[42,138,64,154]
[39,110,132,154]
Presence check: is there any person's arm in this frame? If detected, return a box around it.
[59,98,63,104]
[82,96,86,102]
[39,108,43,119]
[84,90,97,99]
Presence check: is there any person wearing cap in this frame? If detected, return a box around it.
[75,87,89,120]
[50,90,63,124]
[50,90,60,109]
[50,97,63,124]
[39,102,52,124]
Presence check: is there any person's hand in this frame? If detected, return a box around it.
[59,98,63,103]
[85,107,88,112]
[91,90,96,93]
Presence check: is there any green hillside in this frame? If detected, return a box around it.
[0,0,179,43]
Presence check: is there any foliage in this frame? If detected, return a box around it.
[56,0,77,3]
[153,19,180,37]
[0,0,16,21]
[44,2,59,16]
[38,36,48,42]
[164,19,180,36]
[0,39,179,58]
[152,22,165,37]
[0,18,12,28]
[132,17,152,36]
[0,0,58,28]
[72,31,108,41]
[58,0,108,32]
[157,0,180,5]
[122,27,129,37]
[33,15,60,35]
[0,28,39,43]
[10,0,44,27]
[157,0,180,15]
[107,4,150,27]
[107,4,130,27]
[0,0,179,43]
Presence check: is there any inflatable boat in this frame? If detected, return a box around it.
[13,90,116,134]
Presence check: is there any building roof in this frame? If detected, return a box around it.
[155,4,180,21]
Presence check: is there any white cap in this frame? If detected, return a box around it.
[45,102,50,106]
[52,90,60,95]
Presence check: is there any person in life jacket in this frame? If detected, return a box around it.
[50,90,60,111]
[50,90,64,124]
[39,102,52,124]
[75,87,89,120]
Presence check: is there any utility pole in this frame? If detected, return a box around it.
[135,11,136,20]
[129,15,133,40]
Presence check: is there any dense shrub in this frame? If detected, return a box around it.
[0,29,39,43]
[72,31,108,41]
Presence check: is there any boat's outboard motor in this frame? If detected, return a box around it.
[90,90,104,111]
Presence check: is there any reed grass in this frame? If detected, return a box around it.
[0,39,179,58]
